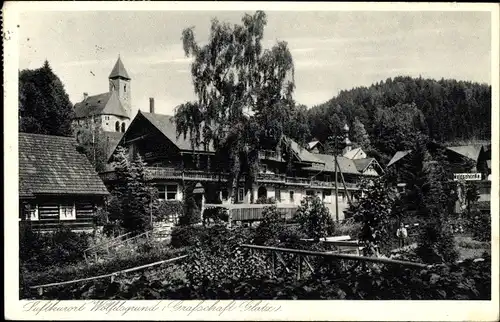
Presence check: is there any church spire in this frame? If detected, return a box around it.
[109,56,130,80]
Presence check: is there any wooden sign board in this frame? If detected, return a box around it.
[453,173,482,181]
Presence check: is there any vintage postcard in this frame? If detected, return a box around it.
[3,1,499,321]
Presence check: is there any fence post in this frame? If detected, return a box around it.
[271,251,276,275]
[297,255,302,280]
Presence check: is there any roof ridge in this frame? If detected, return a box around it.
[19,132,74,140]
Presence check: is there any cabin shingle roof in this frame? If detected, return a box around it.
[19,133,109,197]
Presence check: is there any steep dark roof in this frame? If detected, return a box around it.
[140,111,214,152]
[19,133,109,197]
[446,145,483,161]
[73,91,129,119]
[289,140,324,164]
[109,56,130,80]
[103,132,124,159]
[387,150,412,167]
[353,158,375,172]
[312,154,360,174]
[74,92,111,118]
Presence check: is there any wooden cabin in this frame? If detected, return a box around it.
[19,133,109,232]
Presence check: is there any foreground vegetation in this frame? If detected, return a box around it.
[21,196,491,300]
[24,222,491,300]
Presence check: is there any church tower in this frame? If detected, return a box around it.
[108,56,131,118]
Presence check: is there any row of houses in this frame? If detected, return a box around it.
[18,56,492,231]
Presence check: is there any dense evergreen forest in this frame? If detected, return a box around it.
[306,76,491,165]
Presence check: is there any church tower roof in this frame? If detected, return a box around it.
[109,56,130,80]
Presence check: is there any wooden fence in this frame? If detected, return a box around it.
[30,255,188,296]
[204,203,298,222]
[241,244,428,280]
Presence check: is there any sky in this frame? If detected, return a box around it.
[18,10,492,117]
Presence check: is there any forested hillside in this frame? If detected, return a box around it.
[307,76,491,165]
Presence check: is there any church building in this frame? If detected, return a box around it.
[72,56,132,133]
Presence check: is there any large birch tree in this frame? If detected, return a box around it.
[175,11,305,205]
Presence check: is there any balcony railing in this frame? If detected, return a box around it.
[100,167,359,189]
[258,150,282,161]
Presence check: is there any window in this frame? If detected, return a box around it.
[261,164,267,173]
[166,185,178,200]
[275,188,281,202]
[121,122,126,133]
[157,185,166,199]
[59,203,76,220]
[115,121,120,132]
[30,205,39,221]
[221,189,229,201]
[124,84,127,92]
[289,191,294,202]
[323,190,332,203]
[23,204,38,221]
[238,188,245,202]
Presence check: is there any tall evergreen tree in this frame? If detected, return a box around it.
[19,60,74,136]
[110,147,155,234]
[351,117,370,149]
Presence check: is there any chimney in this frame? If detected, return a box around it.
[83,92,88,100]
[149,97,155,113]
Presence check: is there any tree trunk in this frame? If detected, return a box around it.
[228,176,238,228]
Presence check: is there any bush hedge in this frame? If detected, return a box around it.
[20,226,90,271]
[169,225,208,248]
[20,245,186,299]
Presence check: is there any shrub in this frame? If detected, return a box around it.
[154,200,183,223]
[20,226,90,271]
[345,178,396,256]
[180,184,202,225]
[253,205,286,245]
[468,211,491,242]
[294,196,335,242]
[170,225,207,248]
[202,207,229,226]
[416,220,459,264]
[255,196,276,204]
[334,218,362,238]
[277,224,306,247]
[102,220,125,238]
